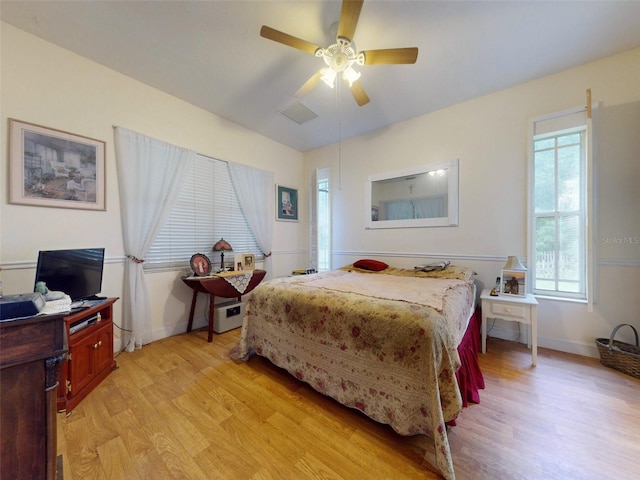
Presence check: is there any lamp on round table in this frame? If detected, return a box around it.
[212,238,233,272]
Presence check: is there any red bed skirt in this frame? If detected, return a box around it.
[455,307,485,407]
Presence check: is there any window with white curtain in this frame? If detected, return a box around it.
[145,154,262,269]
[530,108,587,299]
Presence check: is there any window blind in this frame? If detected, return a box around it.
[146,155,262,269]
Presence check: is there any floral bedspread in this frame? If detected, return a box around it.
[238,267,475,480]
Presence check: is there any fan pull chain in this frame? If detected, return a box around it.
[336,79,342,190]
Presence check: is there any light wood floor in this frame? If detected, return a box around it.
[57,328,640,480]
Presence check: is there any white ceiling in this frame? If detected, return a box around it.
[2,1,640,152]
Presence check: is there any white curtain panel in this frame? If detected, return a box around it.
[114,127,195,351]
[228,162,275,279]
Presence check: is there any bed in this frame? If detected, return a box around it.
[238,262,483,480]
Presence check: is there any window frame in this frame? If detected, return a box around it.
[316,172,331,271]
[528,108,589,301]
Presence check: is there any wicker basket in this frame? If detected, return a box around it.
[595,324,640,379]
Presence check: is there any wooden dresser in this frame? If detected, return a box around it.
[0,313,67,480]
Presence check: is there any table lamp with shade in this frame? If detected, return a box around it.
[503,255,527,271]
[500,255,528,296]
[212,238,233,272]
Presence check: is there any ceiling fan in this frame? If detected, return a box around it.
[260,0,418,106]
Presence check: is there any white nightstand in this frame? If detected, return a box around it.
[480,288,539,366]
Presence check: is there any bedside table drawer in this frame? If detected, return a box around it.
[489,302,528,320]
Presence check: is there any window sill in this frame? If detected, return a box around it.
[533,294,587,304]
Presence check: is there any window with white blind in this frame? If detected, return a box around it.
[529,108,587,299]
[145,155,262,270]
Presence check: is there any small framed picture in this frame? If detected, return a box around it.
[235,253,255,271]
[9,119,106,210]
[500,269,526,296]
[276,185,298,221]
[190,253,212,276]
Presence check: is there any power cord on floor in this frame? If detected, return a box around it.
[486,317,496,336]
[485,318,522,343]
[114,321,133,357]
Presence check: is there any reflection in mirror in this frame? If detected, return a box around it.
[366,159,459,229]
[371,170,448,220]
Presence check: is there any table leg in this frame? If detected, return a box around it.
[186,289,198,333]
[531,304,538,366]
[207,294,216,343]
[481,302,488,354]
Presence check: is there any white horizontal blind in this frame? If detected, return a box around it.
[534,110,586,136]
[146,155,262,269]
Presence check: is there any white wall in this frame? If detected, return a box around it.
[0,23,308,347]
[3,21,638,358]
[304,48,640,358]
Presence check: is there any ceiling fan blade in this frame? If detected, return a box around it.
[337,0,364,42]
[348,79,370,106]
[294,70,323,98]
[362,47,419,65]
[260,25,321,56]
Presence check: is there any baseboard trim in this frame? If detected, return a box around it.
[151,317,209,343]
[486,325,599,359]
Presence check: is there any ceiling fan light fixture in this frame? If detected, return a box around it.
[320,67,337,88]
[319,38,361,89]
[259,0,418,107]
[343,66,361,87]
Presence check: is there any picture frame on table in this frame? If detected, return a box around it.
[9,119,106,211]
[190,253,212,276]
[234,253,255,271]
[500,269,526,296]
[276,185,298,221]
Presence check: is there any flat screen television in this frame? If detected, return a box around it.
[34,248,105,302]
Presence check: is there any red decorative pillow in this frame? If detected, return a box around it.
[353,259,388,271]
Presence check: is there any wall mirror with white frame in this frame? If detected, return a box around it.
[365,159,459,229]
